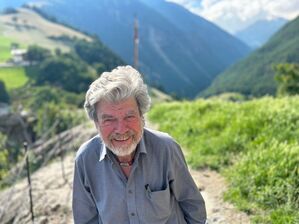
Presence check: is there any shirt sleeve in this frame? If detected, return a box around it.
[169,140,207,224]
[72,157,99,224]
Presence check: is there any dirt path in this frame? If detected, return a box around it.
[190,169,250,223]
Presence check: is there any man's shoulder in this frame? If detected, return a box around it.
[144,128,176,146]
[143,128,184,161]
[75,135,102,160]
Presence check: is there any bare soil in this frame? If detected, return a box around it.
[190,169,251,223]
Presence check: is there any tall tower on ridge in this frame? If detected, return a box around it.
[134,15,139,70]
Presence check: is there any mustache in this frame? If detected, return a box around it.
[109,130,135,141]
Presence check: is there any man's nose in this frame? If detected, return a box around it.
[115,120,128,133]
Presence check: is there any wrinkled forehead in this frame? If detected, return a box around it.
[95,97,140,117]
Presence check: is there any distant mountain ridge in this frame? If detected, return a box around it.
[235,18,287,48]
[17,0,250,98]
[201,16,299,97]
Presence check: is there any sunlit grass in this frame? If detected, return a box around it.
[0,67,28,90]
[148,96,299,223]
[0,36,12,63]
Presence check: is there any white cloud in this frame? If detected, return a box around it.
[167,0,299,33]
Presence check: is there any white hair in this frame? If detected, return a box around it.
[84,65,151,121]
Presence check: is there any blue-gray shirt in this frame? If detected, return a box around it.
[72,128,207,223]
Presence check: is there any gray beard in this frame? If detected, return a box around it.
[108,141,138,157]
[101,128,144,157]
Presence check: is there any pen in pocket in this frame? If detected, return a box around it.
[145,184,152,199]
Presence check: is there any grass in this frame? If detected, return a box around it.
[0,67,28,90]
[148,96,299,223]
[0,36,13,63]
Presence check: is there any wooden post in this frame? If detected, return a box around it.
[24,142,34,224]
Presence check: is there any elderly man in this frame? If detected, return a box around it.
[72,65,207,223]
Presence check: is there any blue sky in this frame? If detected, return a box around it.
[167,0,299,33]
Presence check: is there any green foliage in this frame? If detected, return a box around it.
[73,38,124,73]
[0,67,28,90]
[0,133,9,180]
[148,96,299,222]
[225,140,299,223]
[201,16,299,97]
[0,80,10,103]
[35,53,95,93]
[34,102,85,138]
[12,85,85,111]
[26,45,51,63]
[0,36,13,63]
[275,63,299,96]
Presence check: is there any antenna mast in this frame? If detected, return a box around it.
[134,15,139,69]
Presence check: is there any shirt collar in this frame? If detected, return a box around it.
[138,134,147,154]
[99,143,107,162]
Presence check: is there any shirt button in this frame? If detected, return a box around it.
[131,212,135,216]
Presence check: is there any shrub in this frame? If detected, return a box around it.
[34,102,85,138]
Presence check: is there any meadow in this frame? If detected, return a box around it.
[148,96,299,223]
[0,67,28,90]
[0,36,12,63]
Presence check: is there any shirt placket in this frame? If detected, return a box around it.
[126,178,139,224]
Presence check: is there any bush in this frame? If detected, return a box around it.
[0,133,9,181]
[73,38,124,72]
[26,45,51,63]
[34,102,86,138]
[275,63,299,96]
[36,53,94,93]
[24,86,84,110]
[0,81,10,103]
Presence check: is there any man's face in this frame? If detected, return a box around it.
[95,97,144,157]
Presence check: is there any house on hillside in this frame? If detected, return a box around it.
[10,48,28,65]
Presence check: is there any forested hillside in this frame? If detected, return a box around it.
[201,16,299,97]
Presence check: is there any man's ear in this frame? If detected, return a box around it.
[94,121,100,131]
[141,115,145,126]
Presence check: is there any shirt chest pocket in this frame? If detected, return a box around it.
[142,185,173,223]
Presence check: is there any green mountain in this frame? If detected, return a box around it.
[200,16,299,97]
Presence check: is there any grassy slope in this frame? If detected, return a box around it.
[0,8,91,53]
[148,97,299,223]
[0,67,28,90]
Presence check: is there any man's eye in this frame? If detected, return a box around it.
[102,118,115,125]
[126,115,136,121]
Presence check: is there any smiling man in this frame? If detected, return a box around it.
[72,65,207,224]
